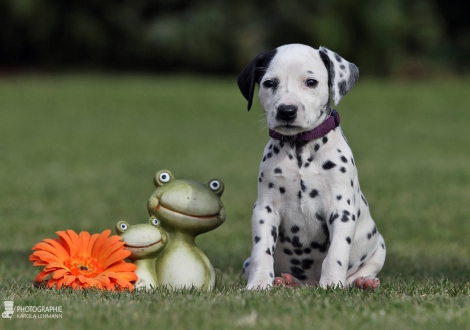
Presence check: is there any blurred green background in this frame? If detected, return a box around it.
[1,0,469,77]
[1,2,470,328]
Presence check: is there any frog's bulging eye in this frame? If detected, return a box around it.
[159,172,171,183]
[154,170,174,187]
[209,180,221,191]
[118,222,128,231]
[151,218,159,226]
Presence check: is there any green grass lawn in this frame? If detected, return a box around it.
[0,75,469,329]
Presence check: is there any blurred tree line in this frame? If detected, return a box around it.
[0,0,468,77]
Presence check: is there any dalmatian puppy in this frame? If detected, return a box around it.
[237,44,385,290]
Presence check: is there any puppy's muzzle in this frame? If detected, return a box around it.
[276,104,298,123]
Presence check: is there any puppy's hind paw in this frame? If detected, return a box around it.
[273,273,305,289]
[353,276,380,290]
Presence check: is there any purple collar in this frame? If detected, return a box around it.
[269,110,340,142]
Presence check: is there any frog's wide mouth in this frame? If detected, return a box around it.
[155,204,221,220]
[124,240,162,250]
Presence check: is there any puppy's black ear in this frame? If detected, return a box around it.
[319,46,359,106]
[237,49,277,111]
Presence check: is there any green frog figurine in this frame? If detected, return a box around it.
[116,217,168,289]
[147,170,226,290]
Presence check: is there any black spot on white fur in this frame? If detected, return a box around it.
[292,236,302,248]
[302,259,314,269]
[291,258,300,265]
[322,161,336,170]
[271,226,278,242]
[329,213,339,224]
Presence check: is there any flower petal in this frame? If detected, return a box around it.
[52,268,71,279]
[44,261,66,271]
[97,240,125,265]
[87,233,99,257]
[34,270,52,282]
[30,243,66,263]
[101,250,132,269]
[57,230,75,256]
[66,229,81,256]
[46,278,58,289]
[91,230,111,259]
[31,250,62,264]
[77,274,88,284]
[93,274,111,287]
[64,275,77,286]
[105,261,137,273]
[56,276,65,289]
[42,238,69,259]
[79,231,91,257]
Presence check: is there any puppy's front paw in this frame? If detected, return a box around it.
[246,276,273,290]
[246,282,272,290]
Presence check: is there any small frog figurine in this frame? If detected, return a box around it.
[116,217,168,289]
[147,170,226,290]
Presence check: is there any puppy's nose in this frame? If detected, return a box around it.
[276,104,298,122]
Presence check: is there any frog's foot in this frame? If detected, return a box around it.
[352,276,380,290]
[273,273,305,288]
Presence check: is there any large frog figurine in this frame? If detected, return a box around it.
[116,217,168,289]
[147,170,226,290]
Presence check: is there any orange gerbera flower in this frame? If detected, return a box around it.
[30,229,138,291]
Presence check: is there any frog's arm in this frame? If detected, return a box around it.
[133,259,159,289]
[193,246,216,290]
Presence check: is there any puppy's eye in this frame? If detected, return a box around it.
[263,80,275,88]
[306,79,318,88]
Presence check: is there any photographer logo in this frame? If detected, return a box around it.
[3,299,62,320]
[2,300,14,319]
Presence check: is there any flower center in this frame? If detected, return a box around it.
[64,255,104,278]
